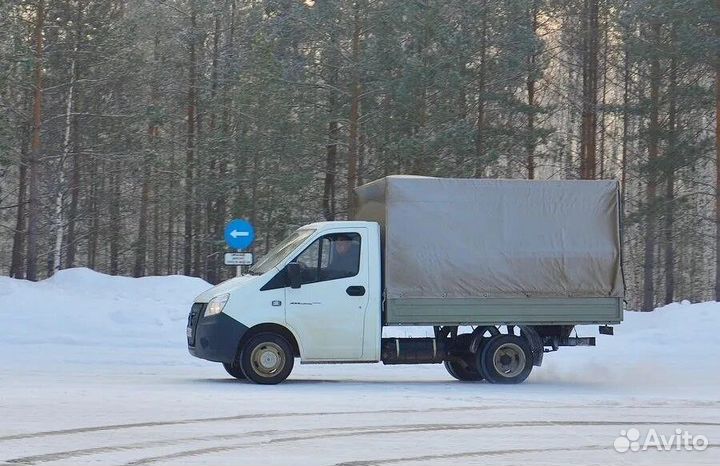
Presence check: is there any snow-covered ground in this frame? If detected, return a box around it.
[1,268,718,465]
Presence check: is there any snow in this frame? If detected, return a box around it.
[1,268,718,465]
[0,268,210,347]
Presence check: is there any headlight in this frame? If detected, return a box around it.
[205,294,230,317]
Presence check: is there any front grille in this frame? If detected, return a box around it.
[187,302,206,346]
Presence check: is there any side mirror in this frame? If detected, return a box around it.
[286,262,302,289]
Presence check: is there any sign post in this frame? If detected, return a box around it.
[223,219,255,276]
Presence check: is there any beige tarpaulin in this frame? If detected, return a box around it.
[354,176,624,299]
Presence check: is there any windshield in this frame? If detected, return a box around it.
[249,228,316,275]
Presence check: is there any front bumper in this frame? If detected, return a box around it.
[187,303,248,364]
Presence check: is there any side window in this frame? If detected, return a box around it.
[293,233,361,285]
[322,233,360,280]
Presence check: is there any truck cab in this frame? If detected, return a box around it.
[187,221,383,383]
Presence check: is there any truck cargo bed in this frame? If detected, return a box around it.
[354,176,625,326]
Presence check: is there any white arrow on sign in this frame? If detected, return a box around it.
[230,230,250,238]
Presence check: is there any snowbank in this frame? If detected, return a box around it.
[0,268,211,348]
[536,300,720,392]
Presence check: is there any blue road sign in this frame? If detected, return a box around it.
[224,219,255,250]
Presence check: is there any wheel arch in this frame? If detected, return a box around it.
[237,323,301,359]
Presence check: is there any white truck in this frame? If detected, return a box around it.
[188,176,624,384]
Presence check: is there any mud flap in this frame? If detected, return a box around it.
[518,325,544,367]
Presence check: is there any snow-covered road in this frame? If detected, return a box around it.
[1,269,718,465]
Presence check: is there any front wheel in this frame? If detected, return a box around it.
[477,334,533,384]
[222,362,246,380]
[240,332,295,385]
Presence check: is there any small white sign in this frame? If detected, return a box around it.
[224,252,253,266]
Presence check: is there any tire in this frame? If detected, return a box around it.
[444,333,483,381]
[477,334,533,384]
[222,362,246,380]
[444,359,483,381]
[239,332,295,385]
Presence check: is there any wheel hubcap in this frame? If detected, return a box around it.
[250,342,285,377]
[492,342,525,378]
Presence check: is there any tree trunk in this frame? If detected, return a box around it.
[87,158,100,269]
[358,124,365,185]
[184,0,197,276]
[133,145,151,277]
[322,24,338,221]
[9,124,29,279]
[526,1,538,180]
[45,235,53,277]
[664,27,677,305]
[598,18,608,178]
[715,0,720,300]
[213,0,235,283]
[411,8,429,176]
[65,104,81,267]
[135,30,160,278]
[51,44,79,274]
[205,11,221,284]
[151,29,162,277]
[26,0,45,281]
[474,1,487,178]
[642,20,661,312]
[167,146,176,275]
[192,113,203,278]
[323,117,338,220]
[621,45,630,214]
[664,172,675,304]
[152,175,160,276]
[346,1,362,218]
[579,0,598,180]
[109,166,121,275]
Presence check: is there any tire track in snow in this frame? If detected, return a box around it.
[2,400,710,443]
[334,445,610,466]
[334,444,719,466]
[4,424,413,465]
[123,420,720,466]
[1,423,534,465]
[6,420,720,464]
[0,404,607,442]
[0,407,471,442]
[3,431,272,465]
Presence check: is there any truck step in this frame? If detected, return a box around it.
[543,336,596,352]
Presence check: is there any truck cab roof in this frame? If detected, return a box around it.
[301,220,378,230]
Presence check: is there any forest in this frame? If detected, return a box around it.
[0,0,718,310]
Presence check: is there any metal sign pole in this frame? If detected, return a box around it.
[236,248,242,277]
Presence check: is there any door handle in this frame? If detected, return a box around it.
[346,286,366,296]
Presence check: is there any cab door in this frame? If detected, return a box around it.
[285,228,369,361]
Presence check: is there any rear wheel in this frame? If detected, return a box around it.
[240,332,294,385]
[444,333,483,381]
[222,362,246,380]
[477,334,533,384]
[444,359,483,381]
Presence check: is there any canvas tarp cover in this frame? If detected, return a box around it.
[353,176,624,299]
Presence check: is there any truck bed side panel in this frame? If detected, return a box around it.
[385,297,622,326]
